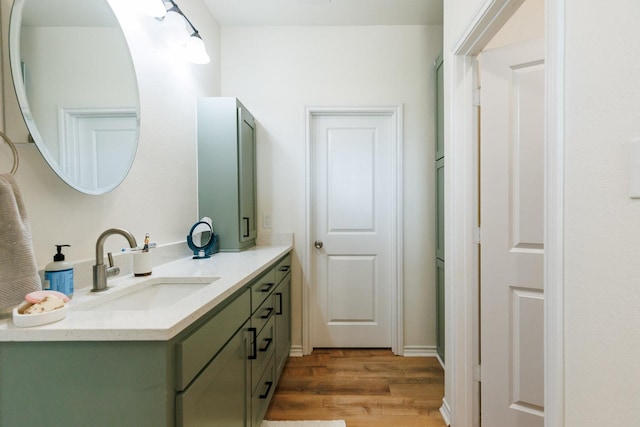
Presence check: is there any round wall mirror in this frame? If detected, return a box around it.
[9,0,140,195]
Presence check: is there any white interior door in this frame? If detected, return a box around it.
[479,38,545,427]
[311,112,394,348]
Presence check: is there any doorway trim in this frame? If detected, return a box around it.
[444,1,565,426]
[302,105,404,356]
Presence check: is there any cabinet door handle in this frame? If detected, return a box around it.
[248,327,257,360]
[260,283,275,293]
[275,292,283,315]
[259,381,274,399]
[243,217,250,238]
[261,307,274,319]
[259,337,273,352]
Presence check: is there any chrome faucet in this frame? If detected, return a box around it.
[92,228,138,292]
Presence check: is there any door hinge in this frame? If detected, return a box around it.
[473,364,482,382]
[473,227,481,245]
[473,88,481,107]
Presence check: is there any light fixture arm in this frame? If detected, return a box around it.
[157,0,210,64]
[164,0,201,37]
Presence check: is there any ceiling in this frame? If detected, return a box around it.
[202,0,443,26]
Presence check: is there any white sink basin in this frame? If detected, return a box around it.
[75,277,219,311]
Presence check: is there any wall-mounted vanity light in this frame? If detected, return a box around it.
[139,0,211,64]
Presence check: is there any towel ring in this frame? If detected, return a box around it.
[0,130,18,175]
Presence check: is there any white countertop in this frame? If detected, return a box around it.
[0,244,292,342]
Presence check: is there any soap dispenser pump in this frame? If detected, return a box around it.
[44,244,74,297]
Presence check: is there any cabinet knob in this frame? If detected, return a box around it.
[314,240,323,249]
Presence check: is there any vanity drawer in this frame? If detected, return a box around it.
[176,289,250,391]
[250,267,276,313]
[251,293,275,335]
[275,254,292,285]
[251,316,275,394]
[251,354,276,427]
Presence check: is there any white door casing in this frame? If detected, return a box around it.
[59,107,137,192]
[446,1,565,426]
[479,38,545,427]
[304,106,403,354]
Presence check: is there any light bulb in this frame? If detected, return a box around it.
[137,0,166,18]
[163,8,190,45]
[185,34,210,64]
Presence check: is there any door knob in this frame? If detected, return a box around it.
[314,240,323,249]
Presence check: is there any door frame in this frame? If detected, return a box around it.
[303,105,404,356]
[444,1,565,426]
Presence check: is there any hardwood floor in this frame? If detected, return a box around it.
[265,349,447,427]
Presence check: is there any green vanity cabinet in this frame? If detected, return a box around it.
[0,340,176,426]
[247,253,291,426]
[176,290,251,427]
[197,97,257,251]
[0,252,293,427]
[176,319,251,427]
[274,255,291,379]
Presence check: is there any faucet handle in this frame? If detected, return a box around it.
[107,252,115,267]
[106,265,121,278]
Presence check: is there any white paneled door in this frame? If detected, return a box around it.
[311,111,394,348]
[479,38,545,427]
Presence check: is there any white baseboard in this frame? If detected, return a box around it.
[403,345,438,357]
[289,345,304,357]
[440,398,451,426]
[436,353,445,369]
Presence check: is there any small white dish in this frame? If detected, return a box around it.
[12,301,67,328]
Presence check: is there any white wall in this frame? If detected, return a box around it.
[563,0,640,424]
[220,25,443,352]
[444,0,640,425]
[0,0,221,272]
[20,26,136,160]
[484,0,543,50]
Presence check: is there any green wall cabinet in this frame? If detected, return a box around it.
[0,253,292,427]
[197,97,257,251]
[434,54,445,364]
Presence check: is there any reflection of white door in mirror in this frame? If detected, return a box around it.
[7,0,140,195]
[59,107,137,193]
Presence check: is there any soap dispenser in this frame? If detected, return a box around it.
[44,244,74,297]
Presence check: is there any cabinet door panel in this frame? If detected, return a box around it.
[436,158,445,261]
[251,355,276,427]
[436,258,445,362]
[238,107,257,243]
[275,274,291,378]
[176,290,250,391]
[176,321,250,427]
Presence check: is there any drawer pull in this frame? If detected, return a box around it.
[248,327,257,360]
[259,337,273,352]
[278,266,290,272]
[261,307,274,319]
[243,217,250,238]
[260,283,275,293]
[259,381,274,399]
[275,292,283,315]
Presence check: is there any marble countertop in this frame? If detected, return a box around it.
[0,244,292,342]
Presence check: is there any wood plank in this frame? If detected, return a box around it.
[265,349,447,426]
